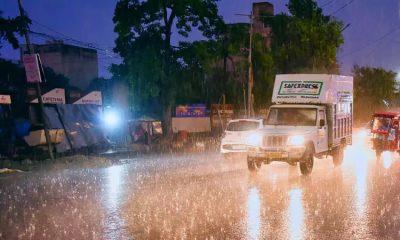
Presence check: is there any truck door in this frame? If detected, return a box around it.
[317,109,329,152]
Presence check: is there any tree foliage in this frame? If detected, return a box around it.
[177,23,250,108]
[113,0,224,135]
[112,0,346,125]
[252,34,275,110]
[0,11,30,49]
[265,0,343,74]
[353,65,398,123]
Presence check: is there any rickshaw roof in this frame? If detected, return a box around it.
[373,112,400,118]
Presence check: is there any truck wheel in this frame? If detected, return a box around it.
[332,146,344,167]
[223,153,231,160]
[300,146,314,175]
[247,157,261,172]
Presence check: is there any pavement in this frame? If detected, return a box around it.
[1,130,400,239]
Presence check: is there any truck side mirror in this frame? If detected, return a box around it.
[319,119,325,127]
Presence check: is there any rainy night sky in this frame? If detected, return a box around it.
[1,0,400,77]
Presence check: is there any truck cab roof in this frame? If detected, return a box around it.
[373,112,400,118]
[270,104,321,109]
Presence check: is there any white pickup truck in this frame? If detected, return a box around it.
[247,74,353,175]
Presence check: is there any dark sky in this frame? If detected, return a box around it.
[1,0,400,78]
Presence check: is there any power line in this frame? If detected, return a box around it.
[364,33,397,60]
[28,27,122,60]
[331,0,355,15]
[340,26,400,58]
[30,18,119,58]
[32,18,114,50]
[31,19,74,42]
[29,30,57,41]
[321,0,336,8]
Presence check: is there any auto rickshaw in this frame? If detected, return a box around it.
[371,112,400,158]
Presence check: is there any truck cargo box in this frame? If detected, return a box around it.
[272,74,353,105]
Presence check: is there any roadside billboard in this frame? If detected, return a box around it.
[175,104,207,118]
[210,104,234,129]
[30,88,66,104]
[0,95,11,104]
[23,54,42,83]
[73,91,102,105]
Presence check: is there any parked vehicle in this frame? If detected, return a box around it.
[371,112,400,158]
[247,74,353,175]
[220,119,264,158]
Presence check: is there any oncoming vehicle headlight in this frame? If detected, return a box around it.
[287,135,305,146]
[103,108,121,129]
[247,132,263,146]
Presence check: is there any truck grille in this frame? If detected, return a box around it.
[263,136,288,148]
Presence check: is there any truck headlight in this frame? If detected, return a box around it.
[287,135,305,146]
[247,133,263,146]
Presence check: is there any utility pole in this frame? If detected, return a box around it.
[236,11,275,117]
[18,0,55,160]
[247,12,254,118]
[236,13,255,118]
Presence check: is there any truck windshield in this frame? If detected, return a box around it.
[226,121,259,131]
[266,108,317,126]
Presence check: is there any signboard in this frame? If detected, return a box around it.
[210,104,234,128]
[0,95,11,104]
[73,91,102,105]
[337,91,352,102]
[31,88,66,104]
[278,81,323,96]
[176,104,206,118]
[23,54,42,83]
[273,74,353,104]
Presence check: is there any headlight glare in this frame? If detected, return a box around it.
[103,108,121,129]
[287,135,305,146]
[247,133,263,146]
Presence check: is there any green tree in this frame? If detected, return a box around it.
[113,0,224,136]
[353,65,398,123]
[177,23,276,113]
[265,0,344,74]
[0,11,30,49]
[87,77,113,106]
[177,23,249,108]
[252,34,275,110]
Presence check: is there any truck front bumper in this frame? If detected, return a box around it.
[247,146,306,163]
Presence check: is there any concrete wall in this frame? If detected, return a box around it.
[172,117,211,133]
[21,42,98,91]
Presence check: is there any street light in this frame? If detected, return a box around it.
[103,107,121,130]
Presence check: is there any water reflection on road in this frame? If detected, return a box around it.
[288,188,304,240]
[104,165,127,240]
[2,130,400,239]
[246,187,261,240]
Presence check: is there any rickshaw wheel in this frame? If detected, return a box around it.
[375,150,382,160]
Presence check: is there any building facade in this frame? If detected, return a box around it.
[21,41,98,91]
[253,2,274,46]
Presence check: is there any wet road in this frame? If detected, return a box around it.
[1,130,400,239]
